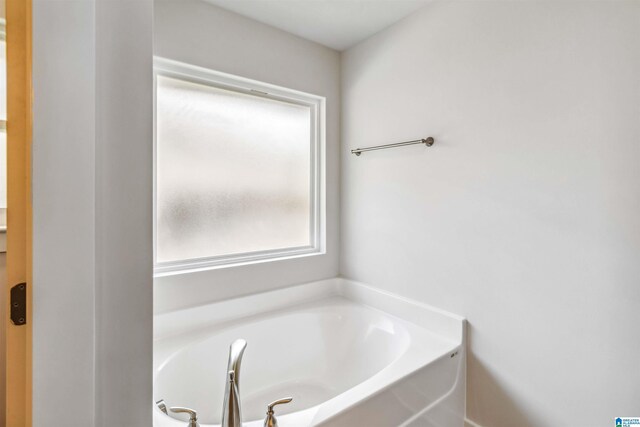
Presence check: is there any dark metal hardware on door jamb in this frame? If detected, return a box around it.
[10,282,27,326]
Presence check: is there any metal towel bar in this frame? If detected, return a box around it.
[351,137,435,156]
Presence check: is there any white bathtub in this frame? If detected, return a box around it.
[154,279,466,427]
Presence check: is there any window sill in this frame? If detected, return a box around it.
[154,246,324,278]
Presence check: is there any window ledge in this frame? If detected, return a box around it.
[154,246,324,278]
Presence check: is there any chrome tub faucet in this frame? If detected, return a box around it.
[222,339,247,427]
[157,338,292,427]
[221,339,292,427]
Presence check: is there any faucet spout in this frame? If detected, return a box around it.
[222,339,247,427]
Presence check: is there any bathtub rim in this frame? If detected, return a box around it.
[155,278,465,343]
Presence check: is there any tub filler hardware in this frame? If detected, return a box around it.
[155,400,199,426]
[351,136,435,156]
[155,338,296,427]
[221,339,293,427]
[222,339,247,427]
[169,406,199,427]
[264,397,293,427]
[156,399,168,415]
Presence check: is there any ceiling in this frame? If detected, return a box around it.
[201,0,430,51]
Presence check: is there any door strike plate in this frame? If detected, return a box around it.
[10,282,27,326]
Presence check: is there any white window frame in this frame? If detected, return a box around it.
[153,57,326,276]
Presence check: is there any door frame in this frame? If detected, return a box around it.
[5,0,33,425]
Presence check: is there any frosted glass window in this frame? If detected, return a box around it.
[155,72,319,267]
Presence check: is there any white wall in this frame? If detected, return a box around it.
[153,1,341,313]
[33,1,96,423]
[94,0,153,425]
[32,0,153,425]
[341,2,640,426]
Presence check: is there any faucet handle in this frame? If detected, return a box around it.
[156,399,168,414]
[267,397,292,411]
[264,397,292,427]
[169,406,199,427]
